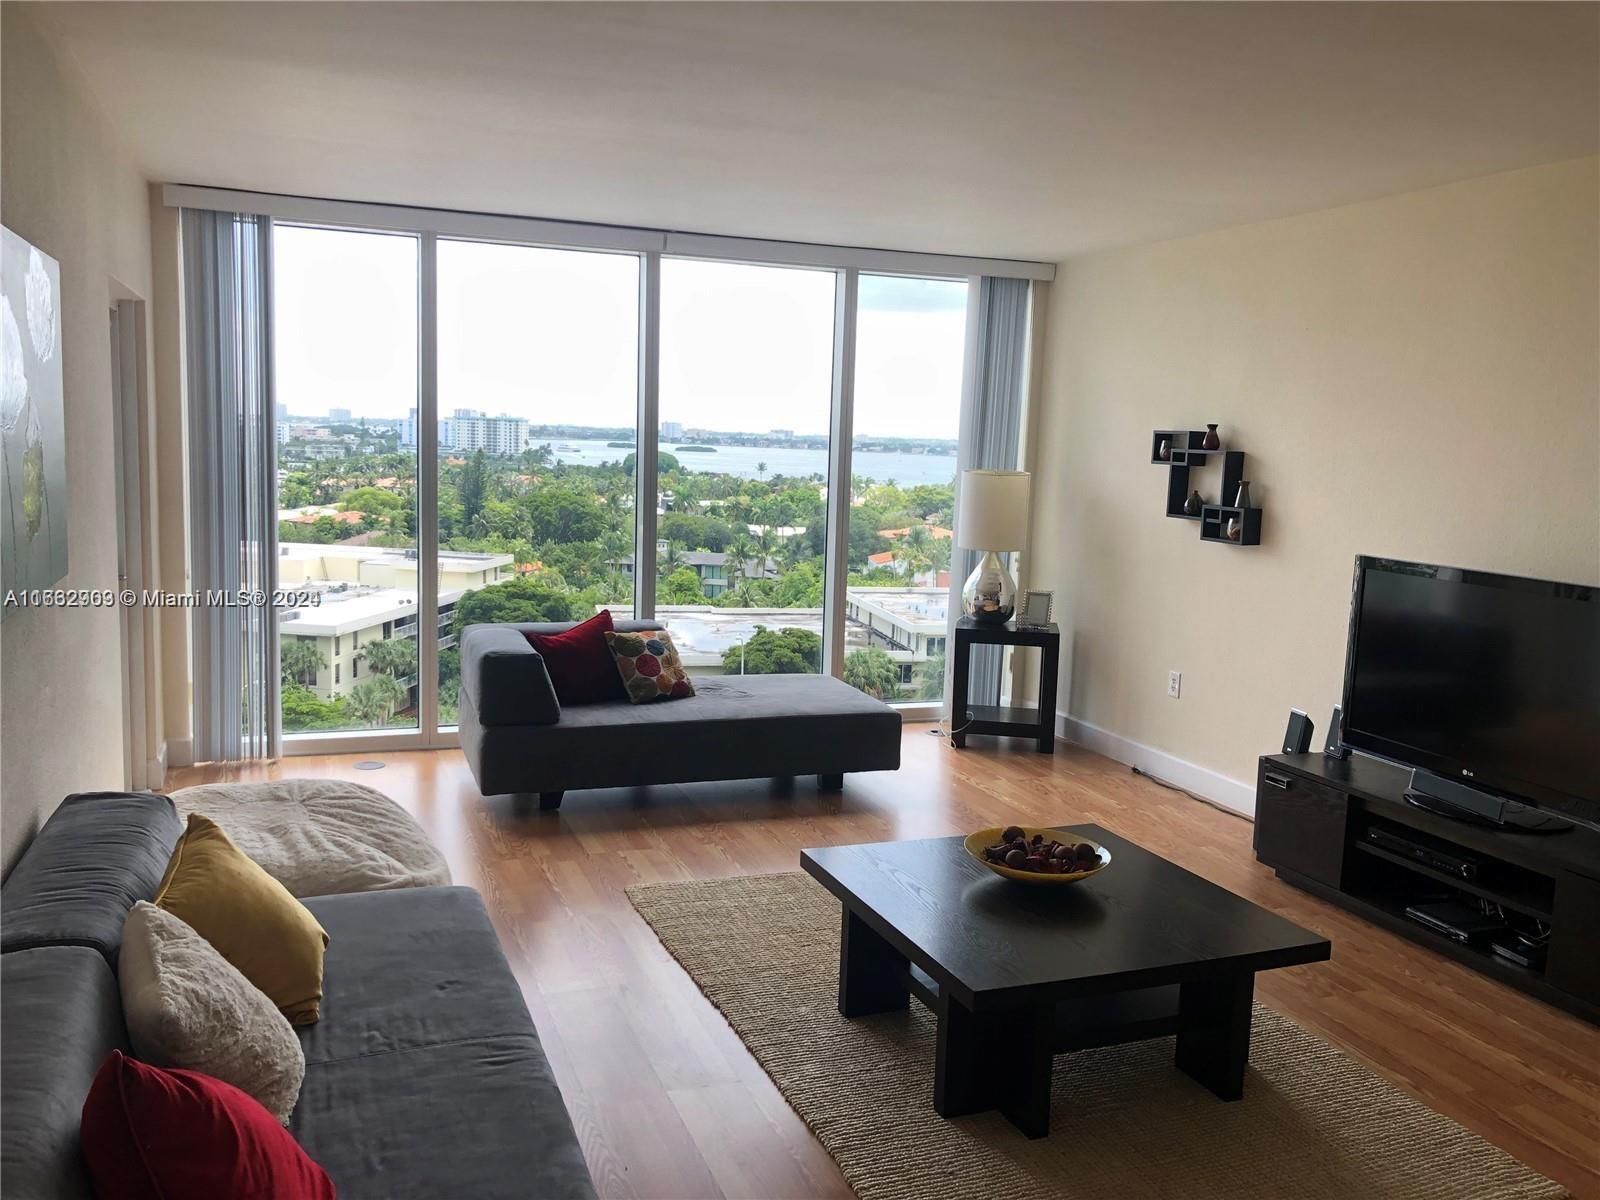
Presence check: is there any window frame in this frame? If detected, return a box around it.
[243,202,1020,752]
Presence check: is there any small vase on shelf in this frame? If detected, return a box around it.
[1202,424,1221,451]
[1157,438,1171,461]
[1182,490,1203,517]
[1234,480,1252,509]
[1225,517,1242,541]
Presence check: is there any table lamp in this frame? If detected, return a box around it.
[955,469,1030,624]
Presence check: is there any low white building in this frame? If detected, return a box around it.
[278,544,513,701]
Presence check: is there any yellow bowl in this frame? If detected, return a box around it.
[963,827,1111,884]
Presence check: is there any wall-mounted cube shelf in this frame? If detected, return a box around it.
[1200,505,1263,546]
[1150,429,1262,547]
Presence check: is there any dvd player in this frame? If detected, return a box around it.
[1403,900,1507,945]
[1365,825,1480,880]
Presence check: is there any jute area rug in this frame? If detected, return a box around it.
[627,872,1566,1200]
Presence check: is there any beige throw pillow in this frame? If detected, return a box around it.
[118,901,305,1123]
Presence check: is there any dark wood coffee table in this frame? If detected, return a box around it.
[800,825,1331,1138]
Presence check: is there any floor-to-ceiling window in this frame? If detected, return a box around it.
[272,225,420,734]
[844,274,967,705]
[238,196,1030,749]
[433,240,640,726]
[656,259,837,677]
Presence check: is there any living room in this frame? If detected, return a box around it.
[2,3,1596,1198]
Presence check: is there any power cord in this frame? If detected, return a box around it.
[928,711,978,741]
[1130,765,1250,821]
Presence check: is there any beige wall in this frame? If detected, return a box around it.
[1029,157,1599,811]
[1,7,156,872]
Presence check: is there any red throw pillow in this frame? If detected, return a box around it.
[80,1051,336,1200]
[525,609,626,705]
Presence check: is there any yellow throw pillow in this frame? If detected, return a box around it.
[154,813,329,1025]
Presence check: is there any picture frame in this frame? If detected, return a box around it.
[1019,589,1053,626]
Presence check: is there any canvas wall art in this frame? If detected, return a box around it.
[1,225,68,613]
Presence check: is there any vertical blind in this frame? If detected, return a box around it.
[182,209,279,761]
[953,276,1031,708]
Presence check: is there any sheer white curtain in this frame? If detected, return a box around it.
[182,209,279,761]
[951,276,1030,710]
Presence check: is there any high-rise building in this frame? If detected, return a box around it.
[328,407,352,422]
[441,409,529,456]
[399,408,418,448]
[661,420,684,440]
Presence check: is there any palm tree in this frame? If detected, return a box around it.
[780,532,809,570]
[346,674,408,726]
[356,637,417,680]
[845,648,902,701]
[756,460,767,480]
[657,540,685,578]
[917,650,948,700]
[898,524,936,581]
[279,639,327,687]
[726,530,755,590]
[752,526,777,580]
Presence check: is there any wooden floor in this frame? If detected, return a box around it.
[169,728,1600,1199]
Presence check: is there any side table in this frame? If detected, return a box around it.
[950,616,1059,753]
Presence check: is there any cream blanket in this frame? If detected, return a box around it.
[170,778,450,897]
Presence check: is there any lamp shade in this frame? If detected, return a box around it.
[955,469,1030,551]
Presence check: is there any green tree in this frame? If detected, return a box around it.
[622,450,681,475]
[917,649,948,700]
[657,540,685,577]
[722,626,821,675]
[346,674,408,726]
[451,577,576,634]
[844,647,902,700]
[279,639,327,687]
[280,684,350,732]
[522,483,608,544]
[726,530,756,590]
[459,450,490,525]
[659,566,706,604]
[357,637,417,679]
[336,486,406,517]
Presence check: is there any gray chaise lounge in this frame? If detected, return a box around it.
[458,620,902,810]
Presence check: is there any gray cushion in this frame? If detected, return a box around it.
[1,947,130,1200]
[461,620,666,727]
[297,886,540,1065]
[293,887,594,1199]
[460,625,562,728]
[0,792,182,966]
[462,672,902,794]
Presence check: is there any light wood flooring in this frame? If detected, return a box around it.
[168,728,1600,1198]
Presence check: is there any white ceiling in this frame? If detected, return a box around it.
[32,1,1599,263]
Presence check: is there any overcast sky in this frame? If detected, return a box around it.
[272,226,966,439]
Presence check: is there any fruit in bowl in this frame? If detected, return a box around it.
[963,825,1110,884]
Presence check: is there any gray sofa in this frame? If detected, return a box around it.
[0,791,596,1200]
[458,620,903,809]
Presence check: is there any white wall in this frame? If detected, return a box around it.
[1029,157,1600,813]
[2,6,157,872]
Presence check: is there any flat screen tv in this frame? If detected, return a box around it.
[1340,556,1600,828]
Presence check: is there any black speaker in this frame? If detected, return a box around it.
[1282,709,1315,755]
[1323,704,1350,760]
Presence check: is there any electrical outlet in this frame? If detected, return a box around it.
[1167,671,1182,699]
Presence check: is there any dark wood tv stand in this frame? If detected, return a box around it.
[1254,752,1600,1024]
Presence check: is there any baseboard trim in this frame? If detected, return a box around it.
[1056,714,1256,819]
[145,744,167,790]
[165,737,193,769]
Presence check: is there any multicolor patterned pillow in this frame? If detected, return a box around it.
[604,630,697,704]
